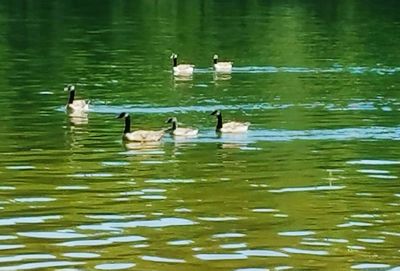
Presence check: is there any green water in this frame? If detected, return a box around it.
[0,1,400,270]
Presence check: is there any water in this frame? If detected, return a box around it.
[0,1,400,270]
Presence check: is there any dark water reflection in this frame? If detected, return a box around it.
[0,0,400,270]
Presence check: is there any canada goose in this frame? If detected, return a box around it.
[166,117,198,137]
[213,54,232,73]
[116,112,164,142]
[171,53,194,76]
[65,84,89,112]
[210,110,250,133]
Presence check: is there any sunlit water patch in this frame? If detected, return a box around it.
[282,247,329,256]
[212,233,246,239]
[63,252,100,259]
[221,243,247,249]
[0,261,85,270]
[18,231,86,239]
[5,165,35,170]
[95,263,136,270]
[278,231,315,237]
[195,253,247,261]
[58,239,113,247]
[347,160,400,165]
[0,215,61,226]
[351,263,391,270]
[79,217,196,231]
[269,185,345,193]
[167,239,194,246]
[141,255,185,263]
[13,197,56,203]
[237,249,289,258]
[0,254,55,264]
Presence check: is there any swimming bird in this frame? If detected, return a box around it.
[171,53,194,76]
[210,110,250,133]
[117,112,164,142]
[166,117,199,137]
[65,84,89,112]
[213,54,232,73]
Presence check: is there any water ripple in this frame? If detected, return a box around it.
[0,244,25,250]
[198,216,240,222]
[63,252,100,259]
[347,160,400,165]
[237,249,289,257]
[0,261,84,270]
[167,239,194,246]
[0,254,55,264]
[212,233,246,238]
[95,263,136,270]
[195,253,247,261]
[107,235,147,243]
[269,185,345,193]
[0,215,61,226]
[17,231,86,239]
[79,217,196,231]
[351,263,391,269]
[58,239,113,247]
[282,247,329,256]
[278,231,315,237]
[141,255,185,263]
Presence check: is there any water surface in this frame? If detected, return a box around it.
[0,1,400,270]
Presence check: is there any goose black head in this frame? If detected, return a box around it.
[166,117,177,124]
[170,53,177,59]
[213,54,219,64]
[64,84,75,92]
[116,112,129,119]
[210,110,221,116]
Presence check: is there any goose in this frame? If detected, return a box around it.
[166,117,198,137]
[117,112,164,142]
[171,53,194,76]
[65,84,89,112]
[213,54,232,73]
[210,110,250,133]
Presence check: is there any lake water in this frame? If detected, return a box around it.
[0,1,400,270]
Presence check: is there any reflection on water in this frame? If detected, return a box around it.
[68,111,89,126]
[213,73,232,81]
[1,0,400,270]
[123,141,163,152]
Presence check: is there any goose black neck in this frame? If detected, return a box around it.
[173,57,177,67]
[171,121,177,130]
[213,58,218,64]
[216,114,223,131]
[68,90,75,104]
[124,115,131,134]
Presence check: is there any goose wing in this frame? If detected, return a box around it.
[221,121,250,133]
[214,62,232,73]
[125,130,164,142]
[68,100,89,111]
[174,127,199,137]
[174,64,194,75]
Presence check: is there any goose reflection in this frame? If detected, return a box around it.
[213,73,232,81]
[218,143,249,149]
[172,75,194,89]
[123,141,164,155]
[68,110,88,126]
